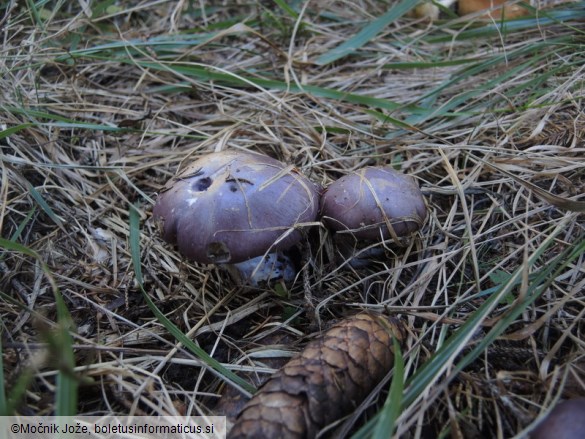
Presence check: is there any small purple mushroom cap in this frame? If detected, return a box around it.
[153,150,320,264]
[320,167,427,241]
[531,398,585,439]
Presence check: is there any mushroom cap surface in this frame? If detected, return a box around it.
[320,166,427,241]
[531,398,585,439]
[153,150,320,264]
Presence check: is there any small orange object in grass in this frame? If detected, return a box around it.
[458,0,530,19]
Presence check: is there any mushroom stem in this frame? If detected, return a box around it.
[333,235,387,269]
[223,252,296,287]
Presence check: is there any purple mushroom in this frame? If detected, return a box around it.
[153,150,320,285]
[320,166,427,267]
[320,166,427,241]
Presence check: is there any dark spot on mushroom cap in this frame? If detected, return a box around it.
[320,166,427,241]
[530,398,585,439]
[193,177,212,191]
[153,150,320,264]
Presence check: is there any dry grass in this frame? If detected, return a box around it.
[1,0,584,437]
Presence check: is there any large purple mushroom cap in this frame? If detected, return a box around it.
[320,166,427,241]
[153,150,320,264]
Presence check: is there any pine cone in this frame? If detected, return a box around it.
[228,312,405,438]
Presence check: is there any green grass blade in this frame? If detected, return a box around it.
[382,58,482,70]
[273,0,299,19]
[55,339,77,415]
[25,181,64,229]
[25,0,44,29]
[372,338,404,439]
[0,123,35,139]
[3,106,126,132]
[52,291,77,416]
[315,0,418,65]
[65,33,215,56]
[128,204,257,394]
[9,207,36,243]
